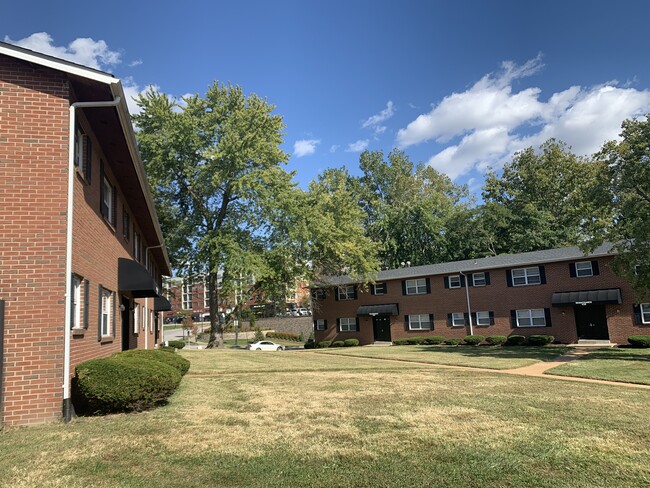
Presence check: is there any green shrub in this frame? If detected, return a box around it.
[463,335,484,345]
[486,335,507,346]
[159,346,177,353]
[343,338,359,347]
[115,349,190,376]
[628,335,650,348]
[331,340,345,347]
[423,336,445,345]
[317,341,331,348]
[167,340,185,350]
[254,327,265,342]
[444,338,461,345]
[505,335,527,346]
[266,331,301,342]
[406,336,426,345]
[527,335,554,346]
[392,338,409,345]
[73,357,181,415]
[304,340,316,349]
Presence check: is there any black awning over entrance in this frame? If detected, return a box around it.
[118,258,160,298]
[552,288,622,307]
[357,304,399,316]
[153,295,172,312]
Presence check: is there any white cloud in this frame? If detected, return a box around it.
[330,144,340,153]
[129,59,143,67]
[4,32,121,70]
[396,56,650,180]
[362,101,394,135]
[346,139,369,152]
[293,139,320,157]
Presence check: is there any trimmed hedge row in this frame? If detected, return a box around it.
[167,340,186,350]
[305,338,360,349]
[72,349,189,415]
[266,331,301,342]
[391,334,555,346]
[628,335,650,347]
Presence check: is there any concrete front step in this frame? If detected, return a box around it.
[573,339,616,347]
[368,341,393,346]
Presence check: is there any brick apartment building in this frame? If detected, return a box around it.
[311,244,649,345]
[0,42,172,426]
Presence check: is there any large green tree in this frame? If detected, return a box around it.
[592,117,650,298]
[481,139,609,254]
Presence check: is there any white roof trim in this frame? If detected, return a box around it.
[0,42,118,85]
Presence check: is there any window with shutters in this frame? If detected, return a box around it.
[314,319,326,331]
[101,288,113,337]
[311,288,325,300]
[71,275,81,329]
[339,317,356,332]
[372,283,387,295]
[74,128,92,182]
[512,267,541,286]
[408,314,432,330]
[405,278,427,295]
[640,304,650,324]
[448,275,461,288]
[337,285,356,300]
[475,311,491,326]
[123,210,131,242]
[102,175,114,225]
[575,261,593,277]
[515,309,546,327]
[451,312,465,326]
[472,272,486,286]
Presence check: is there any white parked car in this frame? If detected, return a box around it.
[248,340,284,351]
[298,308,311,316]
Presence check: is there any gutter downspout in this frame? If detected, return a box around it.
[459,271,474,336]
[63,97,121,423]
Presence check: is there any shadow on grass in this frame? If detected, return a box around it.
[567,348,650,362]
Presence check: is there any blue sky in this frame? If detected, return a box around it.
[4,1,650,193]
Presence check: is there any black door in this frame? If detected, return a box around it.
[373,315,392,342]
[121,296,131,351]
[574,304,609,340]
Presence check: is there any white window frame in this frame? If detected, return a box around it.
[408,314,432,330]
[315,319,326,331]
[133,303,140,334]
[512,267,541,286]
[448,275,461,288]
[312,288,325,300]
[405,278,427,295]
[475,311,491,326]
[472,272,486,287]
[575,261,593,277]
[373,283,387,295]
[451,312,465,327]
[101,289,112,337]
[339,317,356,332]
[337,285,355,300]
[516,309,546,327]
[640,303,650,324]
[102,176,114,224]
[71,275,82,329]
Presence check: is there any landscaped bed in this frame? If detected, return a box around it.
[314,344,572,370]
[1,349,648,487]
[545,347,650,385]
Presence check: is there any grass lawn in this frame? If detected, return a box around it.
[545,347,650,385]
[1,350,649,487]
[316,344,572,370]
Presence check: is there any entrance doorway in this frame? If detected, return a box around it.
[121,296,131,351]
[372,315,392,342]
[574,304,609,340]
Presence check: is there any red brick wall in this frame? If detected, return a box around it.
[0,57,69,425]
[313,257,643,345]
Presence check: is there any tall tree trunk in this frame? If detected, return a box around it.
[206,266,223,348]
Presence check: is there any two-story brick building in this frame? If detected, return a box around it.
[0,41,172,426]
[311,244,649,345]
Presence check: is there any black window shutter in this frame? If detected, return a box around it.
[352,286,357,299]
[313,319,317,330]
[506,270,513,287]
[463,312,469,325]
[425,278,431,294]
[83,279,89,329]
[510,310,517,328]
[99,161,105,217]
[468,274,473,287]
[323,319,327,330]
[402,280,407,295]
[383,283,388,294]
[489,311,495,325]
[460,275,466,287]
[112,292,117,338]
[447,313,452,326]
[355,318,360,332]
[371,284,376,295]
[404,315,410,330]
[485,272,491,285]
[544,308,552,327]
[334,287,339,301]
[111,186,117,227]
[97,285,103,341]
[336,318,341,332]
[429,314,434,329]
[539,266,546,284]
[470,312,476,325]
[84,136,92,183]
[633,304,642,325]
[444,276,449,289]
[569,263,576,277]
[592,261,600,276]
